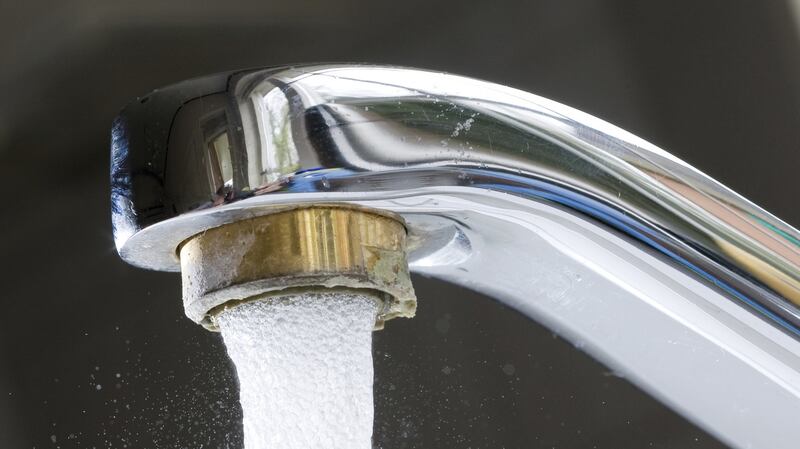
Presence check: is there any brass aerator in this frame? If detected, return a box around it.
[178,205,417,331]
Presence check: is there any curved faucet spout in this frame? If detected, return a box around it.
[112,64,800,449]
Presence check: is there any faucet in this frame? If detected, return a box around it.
[111,64,800,449]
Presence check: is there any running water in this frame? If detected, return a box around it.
[217,290,379,449]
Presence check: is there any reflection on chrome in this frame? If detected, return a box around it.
[112,64,800,449]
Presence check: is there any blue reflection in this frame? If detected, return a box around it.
[286,166,800,337]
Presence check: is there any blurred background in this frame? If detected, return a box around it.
[2,1,799,448]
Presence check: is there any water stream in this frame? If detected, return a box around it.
[217,290,379,449]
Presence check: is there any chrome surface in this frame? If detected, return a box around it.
[112,64,800,448]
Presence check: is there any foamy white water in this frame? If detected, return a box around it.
[217,291,379,449]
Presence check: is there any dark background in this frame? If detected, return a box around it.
[2,1,799,448]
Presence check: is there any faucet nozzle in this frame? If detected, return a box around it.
[178,204,417,331]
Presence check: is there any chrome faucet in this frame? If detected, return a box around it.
[111,64,800,449]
